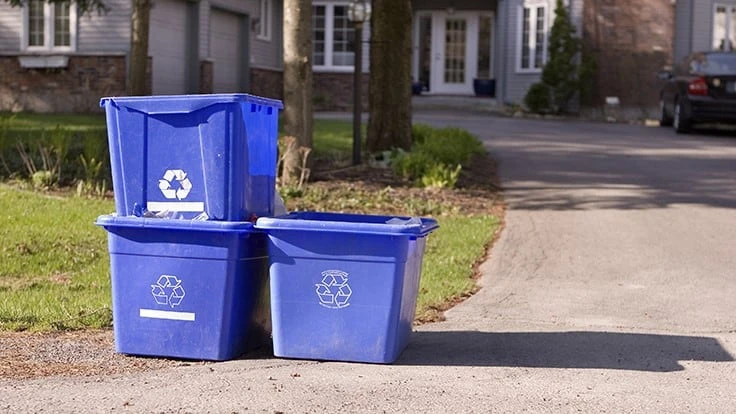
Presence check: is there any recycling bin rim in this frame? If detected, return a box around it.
[254,211,439,237]
[100,93,284,114]
[95,215,256,233]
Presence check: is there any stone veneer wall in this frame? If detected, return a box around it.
[250,68,283,101]
[313,72,369,112]
[0,55,128,113]
[582,0,674,116]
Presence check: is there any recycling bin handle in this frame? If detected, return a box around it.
[100,98,218,115]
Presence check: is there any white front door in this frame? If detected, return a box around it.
[414,12,495,95]
[431,13,478,94]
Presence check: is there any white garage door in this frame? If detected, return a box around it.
[149,0,188,95]
[210,9,241,93]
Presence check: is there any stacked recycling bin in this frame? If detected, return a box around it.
[96,94,281,361]
[97,93,438,364]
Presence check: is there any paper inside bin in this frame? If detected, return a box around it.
[385,217,422,225]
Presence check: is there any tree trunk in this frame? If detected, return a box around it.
[367,0,413,152]
[281,0,313,187]
[129,0,151,96]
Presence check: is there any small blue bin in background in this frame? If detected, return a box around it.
[96,216,271,361]
[255,212,438,364]
[100,94,283,221]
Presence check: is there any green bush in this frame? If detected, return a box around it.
[390,125,484,189]
[524,82,552,114]
[0,125,110,189]
[420,163,462,189]
[415,127,484,166]
[392,149,434,180]
[411,123,435,144]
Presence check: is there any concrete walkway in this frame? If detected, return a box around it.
[2,113,736,412]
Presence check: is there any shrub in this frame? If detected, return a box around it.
[420,163,462,189]
[390,125,484,189]
[524,82,552,114]
[391,149,434,180]
[411,123,435,144]
[415,127,484,166]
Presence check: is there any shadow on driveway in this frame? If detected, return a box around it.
[398,331,733,372]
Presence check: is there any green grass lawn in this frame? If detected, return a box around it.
[0,185,114,330]
[0,113,500,332]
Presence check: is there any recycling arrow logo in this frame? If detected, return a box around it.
[158,169,192,200]
[315,270,352,309]
[151,274,186,308]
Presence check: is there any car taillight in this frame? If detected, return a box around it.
[688,77,708,96]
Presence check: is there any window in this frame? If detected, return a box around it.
[713,4,736,51]
[257,0,272,41]
[517,1,548,72]
[312,3,356,70]
[22,0,77,52]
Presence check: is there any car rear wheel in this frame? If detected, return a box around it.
[659,98,673,126]
[673,99,691,133]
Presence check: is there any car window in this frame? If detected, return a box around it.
[701,54,736,74]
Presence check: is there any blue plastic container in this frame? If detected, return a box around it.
[96,216,270,361]
[255,212,439,363]
[100,94,283,220]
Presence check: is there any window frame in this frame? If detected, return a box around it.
[313,1,358,73]
[516,0,549,74]
[257,0,272,41]
[713,3,736,52]
[21,0,77,53]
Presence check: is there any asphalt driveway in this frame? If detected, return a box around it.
[2,114,736,412]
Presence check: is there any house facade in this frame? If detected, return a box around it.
[0,0,690,114]
[675,0,736,62]
[0,0,283,112]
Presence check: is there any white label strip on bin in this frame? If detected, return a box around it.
[146,202,205,213]
[139,309,196,321]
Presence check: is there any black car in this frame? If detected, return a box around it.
[659,51,736,133]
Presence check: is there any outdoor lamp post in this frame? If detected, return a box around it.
[347,0,371,165]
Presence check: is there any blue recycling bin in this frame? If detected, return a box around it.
[255,212,439,364]
[100,94,282,221]
[96,216,270,361]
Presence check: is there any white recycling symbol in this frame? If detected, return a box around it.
[315,270,352,309]
[158,169,192,200]
[151,274,186,308]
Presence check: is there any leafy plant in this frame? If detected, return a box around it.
[411,123,435,144]
[414,127,484,166]
[524,82,553,114]
[0,113,16,176]
[524,0,584,114]
[541,0,581,112]
[391,149,434,180]
[76,155,107,198]
[420,163,462,189]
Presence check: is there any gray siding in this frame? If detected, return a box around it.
[201,0,281,70]
[495,0,508,102]
[414,0,495,12]
[675,0,736,63]
[0,3,21,53]
[691,0,714,52]
[674,0,692,63]
[502,0,583,104]
[77,0,132,53]
[253,0,283,69]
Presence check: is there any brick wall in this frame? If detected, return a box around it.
[200,60,213,94]
[582,0,674,116]
[313,72,369,112]
[0,55,128,113]
[250,68,283,101]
